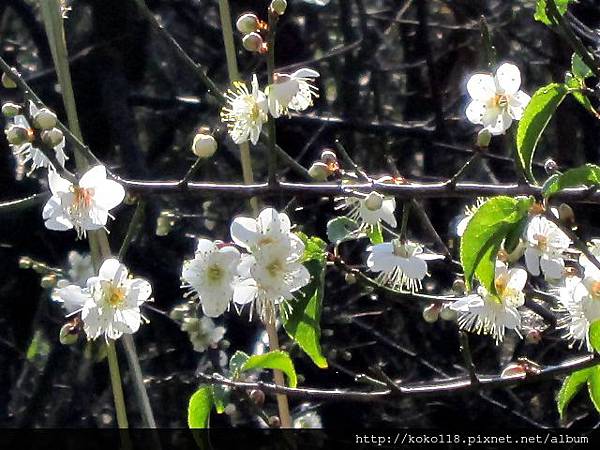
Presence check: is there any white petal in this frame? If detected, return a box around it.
[367,251,398,273]
[495,63,521,96]
[524,247,541,276]
[467,73,496,101]
[465,100,488,125]
[506,267,528,291]
[99,258,127,282]
[508,91,530,120]
[292,68,320,79]
[233,278,258,305]
[93,180,125,210]
[79,165,107,189]
[125,278,153,303]
[484,109,513,135]
[48,169,71,195]
[287,264,311,292]
[540,255,564,281]
[54,284,91,313]
[230,216,258,249]
[399,256,428,280]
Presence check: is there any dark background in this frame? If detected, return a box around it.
[1,0,600,429]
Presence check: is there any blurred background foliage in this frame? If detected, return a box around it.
[1,0,600,428]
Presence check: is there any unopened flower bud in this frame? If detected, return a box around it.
[249,389,265,406]
[156,211,176,236]
[1,72,17,89]
[19,256,33,269]
[242,32,264,52]
[32,108,58,130]
[452,278,466,295]
[440,306,457,321]
[422,303,440,323]
[224,403,237,416]
[236,13,259,34]
[476,129,492,148]
[544,158,558,175]
[500,363,526,378]
[2,102,21,117]
[344,272,357,284]
[40,273,58,289]
[320,149,337,164]
[5,124,31,145]
[270,0,287,15]
[192,133,217,158]
[268,415,281,428]
[364,192,384,211]
[558,203,575,227]
[59,323,79,345]
[41,127,64,147]
[308,161,329,181]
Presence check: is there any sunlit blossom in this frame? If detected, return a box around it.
[267,68,319,118]
[523,215,570,281]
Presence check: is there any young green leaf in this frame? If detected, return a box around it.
[516,83,569,183]
[296,232,328,263]
[211,384,229,414]
[229,350,250,379]
[366,224,384,244]
[565,73,599,118]
[534,0,574,25]
[188,386,213,429]
[557,367,592,419]
[326,216,359,244]
[572,53,593,79]
[239,351,298,388]
[460,196,532,293]
[284,256,328,369]
[589,320,600,353]
[587,366,600,413]
[542,164,600,197]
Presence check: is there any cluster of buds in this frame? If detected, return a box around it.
[308,148,340,181]
[236,0,286,54]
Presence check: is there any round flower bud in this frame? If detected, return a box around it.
[452,279,466,295]
[270,0,287,15]
[192,133,217,158]
[5,124,31,146]
[156,211,176,236]
[320,149,337,164]
[544,158,558,175]
[268,415,281,428]
[476,129,491,148]
[59,323,79,345]
[224,403,237,416]
[364,192,384,211]
[19,256,33,269]
[236,13,259,34]
[558,203,575,227]
[242,32,264,53]
[40,273,58,289]
[422,304,440,323]
[344,272,357,284]
[249,389,265,406]
[308,161,329,181]
[1,72,17,89]
[2,102,21,118]
[439,306,457,321]
[32,108,58,130]
[41,127,64,147]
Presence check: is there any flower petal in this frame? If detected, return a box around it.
[495,63,521,96]
[79,165,107,189]
[233,278,258,305]
[467,74,496,101]
[230,216,258,249]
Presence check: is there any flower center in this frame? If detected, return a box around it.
[249,99,262,122]
[495,274,508,296]
[206,264,224,283]
[71,186,94,211]
[104,284,126,308]
[392,241,410,258]
[492,94,508,108]
[533,233,548,251]
[266,259,283,278]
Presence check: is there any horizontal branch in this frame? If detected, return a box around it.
[198,353,598,403]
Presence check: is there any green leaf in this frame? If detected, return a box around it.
[326,216,359,244]
[460,196,532,293]
[188,386,213,429]
[366,224,384,244]
[211,384,229,414]
[557,367,593,419]
[588,366,600,413]
[572,53,593,79]
[565,73,599,118]
[284,255,328,369]
[240,351,298,388]
[504,217,528,254]
[542,164,600,197]
[296,232,327,263]
[534,0,574,25]
[516,83,569,183]
[229,350,250,379]
[589,320,600,353]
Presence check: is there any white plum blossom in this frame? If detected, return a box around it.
[181,316,226,353]
[267,68,320,118]
[367,239,443,292]
[230,207,310,324]
[230,207,304,255]
[337,192,397,229]
[221,74,268,145]
[51,251,94,313]
[53,283,92,315]
[523,215,570,281]
[53,258,152,340]
[466,63,531,135]
[451,262,527,343]
[181,239,241,318]
[83,259,152,341]
[555,275,600,352]
[42,165,125,238]
[233,245,310,324]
